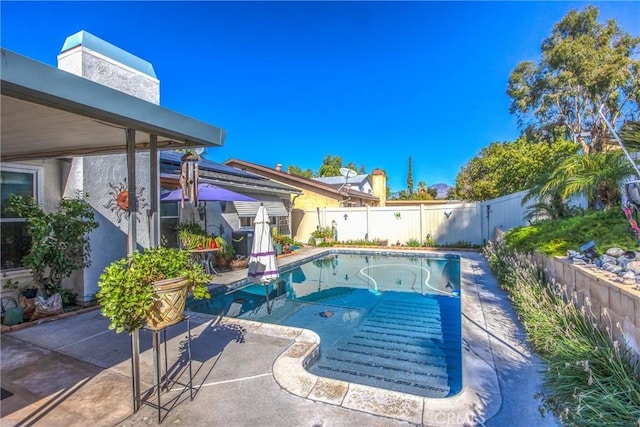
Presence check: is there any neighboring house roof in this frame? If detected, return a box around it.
[223,158,379,203]
[313,175,369,187]
[313,174,372,193]
[0,48,225,162]
[160,151,301,197]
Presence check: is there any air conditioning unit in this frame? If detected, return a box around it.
[232,230,254,257]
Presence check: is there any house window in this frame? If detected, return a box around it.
[160,201,180,248]
[1,165,43,270]
[240,216,277,229]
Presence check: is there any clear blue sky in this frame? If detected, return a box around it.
[2,2,638,191]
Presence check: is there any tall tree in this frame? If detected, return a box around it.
[452,138,578,201]
[507,6,640,152]
[344,161,366,175]
[287,165,315,178]
[407,156,414,196]
[318,154,343,177]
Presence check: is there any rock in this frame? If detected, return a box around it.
[622,271,635,280]
[617,255,635,269]
[605,247,625,257]
[627,260,640,275]
[603,264,624,275]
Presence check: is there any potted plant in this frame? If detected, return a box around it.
[176,222,208,249]
[7,192,99,312]
[96,246,210,334]
[311,226,334,245]
[272,228,284,255]
[214,236,235,268]
[274,234,294,254]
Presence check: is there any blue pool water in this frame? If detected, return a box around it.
[187,251,462,398]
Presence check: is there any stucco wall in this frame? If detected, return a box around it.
[58,48,160,104]
[293,191,342,210]
[56,36,160,301]
[66,152,154,301]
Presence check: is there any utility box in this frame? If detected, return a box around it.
[232,230,254,257]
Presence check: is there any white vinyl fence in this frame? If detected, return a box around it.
[292,190,536,246]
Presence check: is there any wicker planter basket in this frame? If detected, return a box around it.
[230,258,248,269]
[146,276,190,330]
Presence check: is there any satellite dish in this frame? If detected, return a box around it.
[194,147,205,155]
[339,167,358,178]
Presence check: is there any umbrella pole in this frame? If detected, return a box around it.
[265,283,272,315]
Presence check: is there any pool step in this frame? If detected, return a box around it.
[310,299,459,398]
[313,356,450,397]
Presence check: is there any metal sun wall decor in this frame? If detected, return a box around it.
[104,178,149,223]
[179,152,200,208]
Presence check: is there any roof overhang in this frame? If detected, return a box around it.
[1,48,226,162]
[160,173,300,197]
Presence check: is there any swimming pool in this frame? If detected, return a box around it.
[187,251,462,398]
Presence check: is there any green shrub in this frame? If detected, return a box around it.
[505,209,638,255]
[484,239,640,426]
[405,238,421,247]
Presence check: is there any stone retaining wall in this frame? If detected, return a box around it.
[536,253,640,359]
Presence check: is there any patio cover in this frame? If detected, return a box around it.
[1,48,226,161]
[0,46,227,412]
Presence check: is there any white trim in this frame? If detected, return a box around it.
[234,200,288,218]
[58,46,161,83]
[0,163,44,208]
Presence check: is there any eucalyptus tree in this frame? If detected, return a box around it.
[507,6,640,152]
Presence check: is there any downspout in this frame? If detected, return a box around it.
[289,193,300,238]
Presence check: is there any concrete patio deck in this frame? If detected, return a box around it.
[1,248,559,426]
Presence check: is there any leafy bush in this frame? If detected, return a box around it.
[97,247,210,334]
[505,208,638,255]
[484,239,640,426]
[7,193,99,298]
[311,226,334,239]
[405,238,421,247]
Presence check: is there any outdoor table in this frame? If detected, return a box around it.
[188,248,221,275]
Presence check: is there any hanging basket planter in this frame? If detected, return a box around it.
[145,276,190,330]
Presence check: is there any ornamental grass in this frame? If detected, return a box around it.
[484,239,640,426]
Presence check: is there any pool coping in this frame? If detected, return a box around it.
[215,249,501,426]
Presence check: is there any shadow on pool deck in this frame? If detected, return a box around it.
[0,248,560,427]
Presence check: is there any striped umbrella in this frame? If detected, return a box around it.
[247,205,279,314]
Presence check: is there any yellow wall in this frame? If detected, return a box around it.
[371,169,387,207]
[291,191,342,209]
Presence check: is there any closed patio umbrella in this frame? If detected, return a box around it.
[247,205,279,314]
